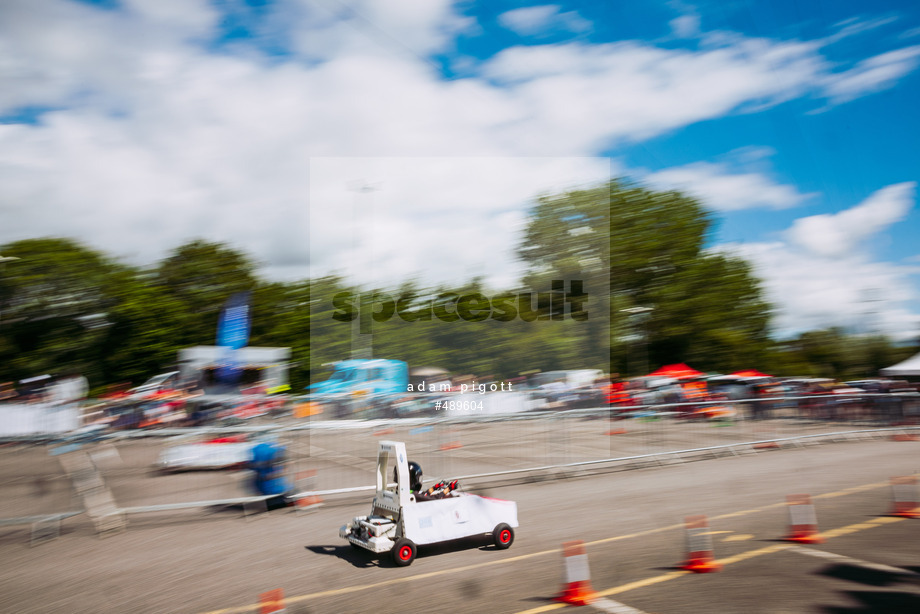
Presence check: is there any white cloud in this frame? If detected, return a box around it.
[479,38,831,149]
[497,5,591,38]
[560,11,592,35]
[715,182,919,340]
[121,0,218,35]
[278,0,475,63]
[308,157,612,289]
[670,14,700,39]
[498,6,558,36]
[826,15,899,45]
[786,182,915,257]
[644,159,815,211]
[0,0,917,326]
[822,45,920,103]
[719,241,920,340]
[0,0,219,114]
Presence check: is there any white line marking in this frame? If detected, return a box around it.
[590,597,650,614]
[787,545,920,576]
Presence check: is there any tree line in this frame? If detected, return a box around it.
[0,180,915,394]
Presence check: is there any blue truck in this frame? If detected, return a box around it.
[308,359,410,396]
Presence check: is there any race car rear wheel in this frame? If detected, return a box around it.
[493,523,514,549]
[392,538,417,566]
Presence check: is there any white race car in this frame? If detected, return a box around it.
[155,436,253,472]
[340,441,518,566]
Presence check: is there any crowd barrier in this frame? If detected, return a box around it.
[1,391,919,540]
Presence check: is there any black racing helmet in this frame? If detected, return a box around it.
[395,460,423,492]
[408,461,423,491]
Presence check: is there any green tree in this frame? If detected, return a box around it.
[96,270,188,386]
[153,240,258,346]
[769,328,918,380]
[647,253,771,372]
[0,238,127,385]
[249,280,312,390]
[517,179,771,375]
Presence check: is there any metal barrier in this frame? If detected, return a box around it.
[279,425,918,499]
[1,391,919,539]
[0,511,83,545]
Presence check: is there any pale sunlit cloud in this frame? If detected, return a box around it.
[786,182,915,257]
[644,160,816,211]
[497,5,591,37]
[717,182,918,339]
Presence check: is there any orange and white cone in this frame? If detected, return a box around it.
[890,476,920,518]
[785,494,824,543]
[681,515,722,573]
[554,540,597,606]
[294,470,323,509]
[259,588,285,614]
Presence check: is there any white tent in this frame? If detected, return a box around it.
[880,352,920,376]
[0,403,80,437]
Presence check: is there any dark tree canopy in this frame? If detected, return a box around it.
[516,180,771,374]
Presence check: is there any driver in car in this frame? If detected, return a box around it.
[398,461,458,501]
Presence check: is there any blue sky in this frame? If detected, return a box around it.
[0,0,918,340]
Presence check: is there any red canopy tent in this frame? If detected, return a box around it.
[647,363,705,380]
[730,369,772,378]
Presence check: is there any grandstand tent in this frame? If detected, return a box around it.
[731,369,772,378]
[880,353,920,376]
[647,363,705,379]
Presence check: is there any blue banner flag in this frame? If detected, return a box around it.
[216,292,250,384]
[217,292,251,350]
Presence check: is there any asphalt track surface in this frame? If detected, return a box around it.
[3,435,920,613]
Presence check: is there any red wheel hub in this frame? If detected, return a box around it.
[500,530,511,543]
[399,546,412,560]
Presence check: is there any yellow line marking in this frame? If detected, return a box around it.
[814,481,889,499]
[819,523,878,539]
[596,571,690,597]
[722,534,754,542]
[701,530,733,535]
[516,546,791,613]
[199,478,896,614]
[715,543,790,565]
[199,548,560,614]
[711,508,763,519]
[515,507,907,613]
[583,523,684,547]
[869,516,903,525]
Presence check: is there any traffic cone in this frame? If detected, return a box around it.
[554,540,597,606]
[680,515,722,572]
[891,434,919,442]
[606,427,627,435]
[785,494,824,543]
[294,470,323,510]
[439,441,463,450]
[373,427,395,436]
[259,588,285,614]
[890,476,920,518]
